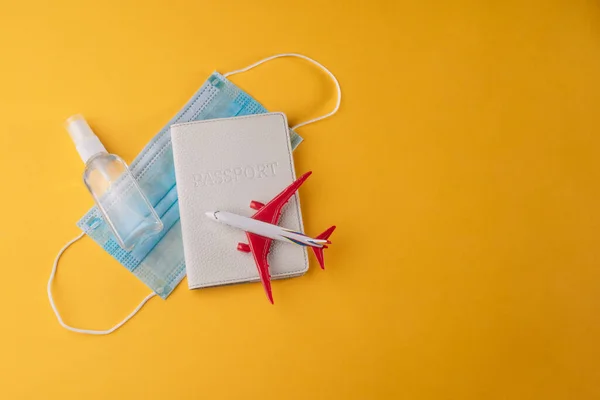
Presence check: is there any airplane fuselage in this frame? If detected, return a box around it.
[205,211,326,248]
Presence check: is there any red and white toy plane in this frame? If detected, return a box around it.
[205,171,335,304]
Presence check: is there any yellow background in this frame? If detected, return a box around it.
[1,0,599,398]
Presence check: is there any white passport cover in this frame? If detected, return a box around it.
[171,113,308,289]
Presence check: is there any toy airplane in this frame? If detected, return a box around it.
[205,171,335,304]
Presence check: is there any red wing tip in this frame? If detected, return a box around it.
[264,284,274,304]
[298,171,312,181]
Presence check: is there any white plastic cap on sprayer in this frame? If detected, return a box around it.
[65,114,107,164]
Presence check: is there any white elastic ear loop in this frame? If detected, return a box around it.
[47,232,156,335]
[223,53,341,131]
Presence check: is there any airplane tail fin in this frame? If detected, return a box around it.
[312,226,336,269]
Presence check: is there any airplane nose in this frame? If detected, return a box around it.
[205,211,217,219]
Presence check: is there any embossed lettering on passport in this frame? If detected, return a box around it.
[193,162,279,186]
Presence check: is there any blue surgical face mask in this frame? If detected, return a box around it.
[48,53,342,335]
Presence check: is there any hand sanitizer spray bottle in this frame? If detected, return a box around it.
[66,115,163,250]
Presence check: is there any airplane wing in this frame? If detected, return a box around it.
[243,171,312,304]
[251,171,312,224]
[246,232,274,304]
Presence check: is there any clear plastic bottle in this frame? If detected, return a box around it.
[66,115,163,250]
